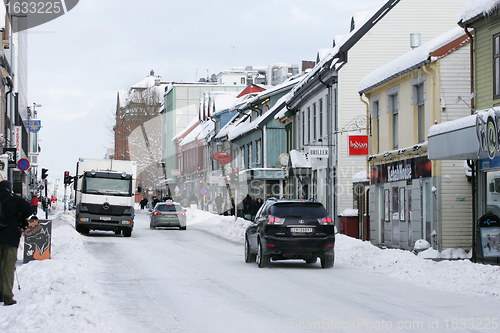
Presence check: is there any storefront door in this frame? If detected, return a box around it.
[391,183,400,247]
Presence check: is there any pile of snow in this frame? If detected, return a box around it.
[2,204,500,332]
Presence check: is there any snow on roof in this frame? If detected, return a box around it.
[458,0,500,24]
[429,107,500,140]
[352,170,369,183]
[212,93,239,114]
[180,121,205,146]
[215,111,251,140]
[228,94,288,141]
[131,75,158,89]
[341,208,358,217]
[117,90,128,108]
[289,149,311,168]
[173,117,199,141]
[428,114,477,138]
[358,27,467,93]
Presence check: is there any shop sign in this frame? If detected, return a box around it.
[476,109,500,159]
[348,135,369,155]
[307,147,328,158]
[371,156,431,184]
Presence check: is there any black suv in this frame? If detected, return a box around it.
[244,198,335,268]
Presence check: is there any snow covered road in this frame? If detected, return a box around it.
[85,209,500,332]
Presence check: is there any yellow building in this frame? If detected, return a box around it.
[359,28,473,251]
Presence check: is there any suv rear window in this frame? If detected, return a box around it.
[156,204,181,212]
[270,203,327,218]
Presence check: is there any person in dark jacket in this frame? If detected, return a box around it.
[0,180,34,306]
[250,198,263,220]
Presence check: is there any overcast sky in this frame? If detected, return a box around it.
[27,0,381,189]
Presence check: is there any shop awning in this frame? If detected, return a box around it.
[428,114,480,160]
[287,149,312,176]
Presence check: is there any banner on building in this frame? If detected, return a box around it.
[370,156,431,184]
[349,135,369,155]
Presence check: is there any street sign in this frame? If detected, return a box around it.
[17,158,30,171]
[200,186,209,196]
[214,151,231,165]
[39,185,44,190]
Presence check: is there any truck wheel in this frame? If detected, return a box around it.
[76,225,89,235]
[123,229,132,237]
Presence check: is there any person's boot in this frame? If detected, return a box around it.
[4,299,17,306]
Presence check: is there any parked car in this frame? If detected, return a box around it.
[244,198,335,268]
[150,200,186,230]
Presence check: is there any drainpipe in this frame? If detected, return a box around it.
[422,64,440,250]
[318,72,334,218]
[360,93,370,241]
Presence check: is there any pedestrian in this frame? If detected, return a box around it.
[0,180,35,306]
[215,193,223,215]
[250,198,263,220]
[243,194,252,216]
[29,195,39,215]
[139,197,148,210]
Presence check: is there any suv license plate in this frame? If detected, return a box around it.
[291,227,313,233]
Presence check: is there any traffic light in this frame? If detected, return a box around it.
[230,168,238,183]
[41,168,48,180]
[64,171,70,185]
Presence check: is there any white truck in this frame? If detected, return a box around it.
[74,158,137,237]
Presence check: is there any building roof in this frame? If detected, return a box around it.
[458,0,500,25]
[358,27,470,93]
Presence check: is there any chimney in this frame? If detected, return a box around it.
[410,33,421,49]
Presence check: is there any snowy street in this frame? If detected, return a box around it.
[1,205,500,332]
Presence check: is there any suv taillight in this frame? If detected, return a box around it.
[317,216,333,225]
[177,211,185,216]
[267,216,285,225]
[153,211,162,216]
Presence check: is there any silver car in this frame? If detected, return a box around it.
[150,201,187,230]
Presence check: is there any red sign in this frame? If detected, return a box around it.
[213,151,232,164]
[348,135,369,155]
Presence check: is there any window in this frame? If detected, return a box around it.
[494,33,500,99]
[239,147,244,169]
[256,139,261,165]
[417,83,425,143]
[372,94,380,154]
[302,111,305,146]
[247,143,252,168]
[313,103,317,140]
[307,107,311,142]
[241,77,245,84]
[319,99,323,137]
[388,91,399,149]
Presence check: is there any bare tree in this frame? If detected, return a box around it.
[113,75,166,196]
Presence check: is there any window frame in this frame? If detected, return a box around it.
[494,33,500,99]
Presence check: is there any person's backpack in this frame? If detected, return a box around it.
[0,194,13,231]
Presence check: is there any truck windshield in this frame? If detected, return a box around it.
[83,177,131,196]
